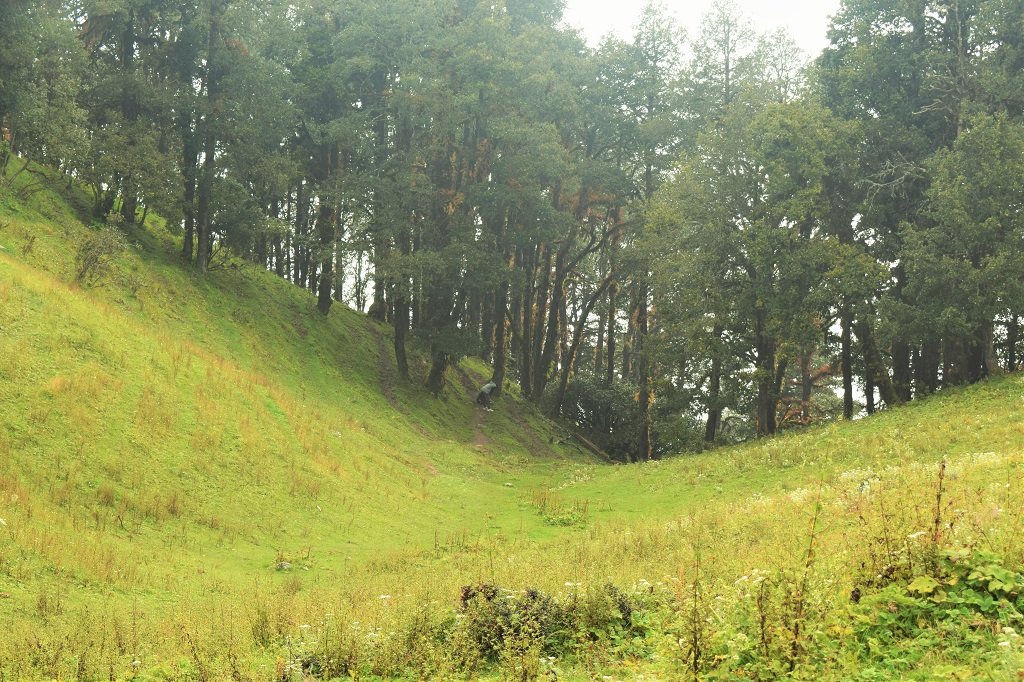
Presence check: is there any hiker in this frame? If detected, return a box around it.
[476,381,497,410]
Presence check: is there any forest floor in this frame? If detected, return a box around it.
[2,166,1024,680]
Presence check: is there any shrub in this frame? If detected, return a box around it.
[553,371,643,462]
[450,582,647,677]
[74,224,126,286]
[830,549,1024,676]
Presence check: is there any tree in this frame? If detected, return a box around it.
[650,99,847,437]
[1,1,89,189]
[817,0,982,405]
[905,113,1024,381]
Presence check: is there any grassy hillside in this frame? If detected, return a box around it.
[2,170,1024,681]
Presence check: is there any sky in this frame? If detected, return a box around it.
[562,0,843,59]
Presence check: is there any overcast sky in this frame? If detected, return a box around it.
[562,0,842,59]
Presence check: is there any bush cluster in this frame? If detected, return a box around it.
[277,582,657,681]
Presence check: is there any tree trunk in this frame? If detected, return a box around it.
[534,245,568,400]
[518,245,536,398]
[314,145,339,315]
[394,292,410,381]
[1009,315,1019,372]
[636,281,652,460]
[553,276,615,416]
[943,336,968,386]
[293,181,308,287]
[892,338,913,402]
[891,267,913,401]
[284,232,292,283]
[481,290,494,364]
[772,356,788,434]
[180,110,199,263]
[605,280,617,385]
[333,215,345,302]
[800,352,813,425]
[196,0,223,274]
[841,311,854,420]
[118,11,139,225]
[468,290,482,346]
[704,324,724,443]
[704,361,723,443]
[755,311,776,437]
[392,223,412,381]
[308,262,319,295]
[621,288,635,382]
[857,319,902,407]
[509,247,524,390]
[315,201,335,315]
[492,282,509,394]
[981,320,999,379]
[369,251,388,322]
[529,243,551,401]
[274,235,284,278]
[427,349,451,396]
[489,222,514,395]
[917,336,940,395]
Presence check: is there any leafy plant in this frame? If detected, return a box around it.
[73,223,126,286]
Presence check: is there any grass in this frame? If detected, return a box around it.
[1,165,1024,680]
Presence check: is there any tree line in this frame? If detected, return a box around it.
[2,0,1021,460]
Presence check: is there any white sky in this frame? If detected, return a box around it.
[562,0,842,59]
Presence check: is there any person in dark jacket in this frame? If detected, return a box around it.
[476,381,497,410]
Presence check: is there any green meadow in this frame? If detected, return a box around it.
[2,170,1024,680]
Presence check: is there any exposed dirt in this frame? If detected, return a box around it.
[452,360,573,456]
[451,364,491,451]
[452,364,567,459]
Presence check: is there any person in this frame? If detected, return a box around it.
[476,380,497,411]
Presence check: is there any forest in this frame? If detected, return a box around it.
[2,0,1022,461]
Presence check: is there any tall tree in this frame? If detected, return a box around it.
[906,113,1024,381]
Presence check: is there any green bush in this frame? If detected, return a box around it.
[553,371,643,462]
[74,223,126,286]
[447,582,651,676]
[835,549,1024,675]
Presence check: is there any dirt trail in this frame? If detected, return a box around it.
[372,326,402,410]
[451,365,491,451]
[450,364,570,458]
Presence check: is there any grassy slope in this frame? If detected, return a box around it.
[2,171,1024,680]
[0,172,592,660]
